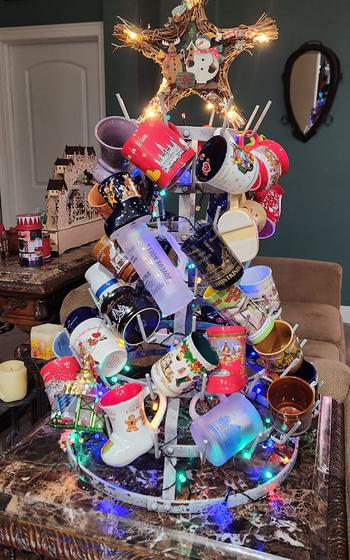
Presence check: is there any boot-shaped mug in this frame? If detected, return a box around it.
[99,382,167,467]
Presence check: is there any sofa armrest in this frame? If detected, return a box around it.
[253,256,342,308]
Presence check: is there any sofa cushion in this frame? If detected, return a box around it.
[304,340,344,362]
[313,358,350,402]
[60,283,92,324]
[282,302,343,345]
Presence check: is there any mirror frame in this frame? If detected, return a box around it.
[283,41,341,142]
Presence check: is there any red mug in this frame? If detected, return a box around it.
[206,326,247,394]
[121,119,195,188]
[255,184,284,238]
[259,137,289,176]
[238,131,282,191]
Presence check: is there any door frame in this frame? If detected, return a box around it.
[0,22,105,225]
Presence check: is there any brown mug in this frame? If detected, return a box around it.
[253,320,303,374]
[87,184,113,219]
[91,236,137,283]
[267,376,314,435]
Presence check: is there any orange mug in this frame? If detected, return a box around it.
[87,184,113,219]
[91,236,137,283]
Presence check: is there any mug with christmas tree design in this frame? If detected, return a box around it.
[151,332,219,397]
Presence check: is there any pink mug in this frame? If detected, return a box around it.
[238,131,282,191]
[121,119,195,188]
[255,184,284,239]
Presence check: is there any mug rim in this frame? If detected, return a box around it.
[100,381,144,408]
[240,265,272,287]
[253,320,295,356]
[207,325,246,336]
[267,375,314,417]
[95,116,137,151]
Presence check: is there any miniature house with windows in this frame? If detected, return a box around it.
[44,145,103,254]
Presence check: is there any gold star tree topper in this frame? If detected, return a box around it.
[113,0,278,126]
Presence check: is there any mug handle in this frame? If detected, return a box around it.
[160,225,188,275]
[237,130,261,149]
[189,392,226,421]
[144,387,167,430]
[105,415,113,438]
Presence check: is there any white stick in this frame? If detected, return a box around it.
[244,104,260,132]
[158,94,169,126]
[201,439,209,465]
[115,93,131,120]
[154,429,161,459]
[220,98,233,136]
[208,108,215,127]
[213,205,221,229]
[145,373,156,400]
[248,100,272,137]
[292,323,299,333]
[200,373,208,400]
[137,313,148,343]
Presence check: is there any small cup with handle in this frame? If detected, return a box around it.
[99,382,167,467]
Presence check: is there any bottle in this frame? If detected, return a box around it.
[0,225,9,260]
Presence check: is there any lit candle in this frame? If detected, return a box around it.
[31,323,63,360]
[0,360,27,402]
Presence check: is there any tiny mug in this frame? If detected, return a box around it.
[87,184,113,219]
[121,119,195,188]
[190,392,264,466]
[91,235,138,283]
[181,223,244,290]
[255,184,284,239]
[196,132,261,194]
[206,326,248,394]
[203,284,274,345]
[240,265,281,318]
[151,332,219,397]
[267,376,314,435]
[253,320,303,374]
[100,382,167,467]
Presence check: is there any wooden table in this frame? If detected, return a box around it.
[0,244,94,329]
[0,396,347,560]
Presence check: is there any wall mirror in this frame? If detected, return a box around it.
[283,41,341,142]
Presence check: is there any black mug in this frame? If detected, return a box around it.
[98,172,141,209]
[181,224,243,290]
[101,286,160,346]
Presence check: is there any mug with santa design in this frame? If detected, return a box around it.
[121,120,195,188]
[237,131,282,191]
[196,132,261,194]
[151,332,219,397]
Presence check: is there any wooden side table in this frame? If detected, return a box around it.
[0,244,94,329]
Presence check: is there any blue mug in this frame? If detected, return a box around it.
[52,330,73,358]
[64,307,99,336]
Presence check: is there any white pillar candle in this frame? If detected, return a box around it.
[0,360,27,402]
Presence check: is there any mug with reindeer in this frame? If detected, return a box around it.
[151,332,219,397]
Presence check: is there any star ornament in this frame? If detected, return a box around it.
[113,0,278,126]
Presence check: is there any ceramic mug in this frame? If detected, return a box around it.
[40,357,80,405]
[52,330,73,358]
[287,359,318,397]
[87,184,113,219]
[181,223,244,290]
[65,308,128,379]
[100,382,167,467]
[196,131,261,194]
[203,284,274,345]
[240,265,281,318]
[237,131,282,191]
[121,119,195,188]
[101,285,160,346]
[85,262,126,306]
[93,116,138,183]
[255,184,284,239]
[253,320,303,374]
[206,326,248,394]
[189,392,264,466]
[259,137,289,176]
[151,332,219,397]
[267,376,314,435]
[91,235,138,283]
[98,172,141,209]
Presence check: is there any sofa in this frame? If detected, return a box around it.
[60,255,350,552]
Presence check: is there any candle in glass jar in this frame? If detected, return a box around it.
[31,324,63,359]
[0,360,27,402]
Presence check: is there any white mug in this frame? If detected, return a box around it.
[70,317,127,379]
[151,332,219,397]
[99,382,167,467]
[85,262,126,305]
[240,265,281,318]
